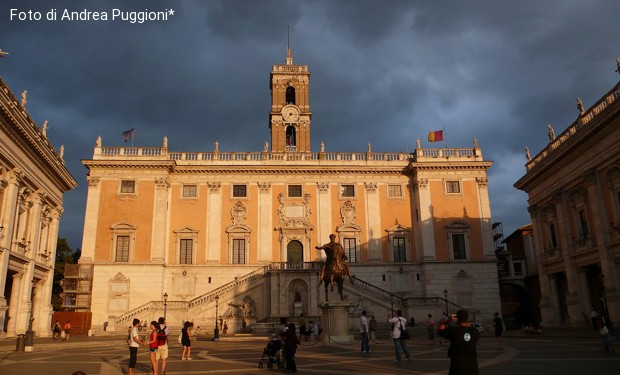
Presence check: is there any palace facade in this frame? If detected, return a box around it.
[515,77,620,328]
[0,77,77,338]
[77,50,500,333]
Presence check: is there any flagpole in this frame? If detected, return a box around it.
[131,125,135,147]
[443,127,447,149]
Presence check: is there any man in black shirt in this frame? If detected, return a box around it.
[438,309,480,375]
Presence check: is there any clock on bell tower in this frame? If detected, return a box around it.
[269,47,311,153]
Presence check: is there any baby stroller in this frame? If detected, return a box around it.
[258,338,283,369]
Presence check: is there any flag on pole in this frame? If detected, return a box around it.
[122,128,135,143]
[427,130,444,142]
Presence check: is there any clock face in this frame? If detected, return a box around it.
[282,105,300,122]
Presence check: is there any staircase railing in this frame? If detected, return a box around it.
[188,265,269,308]
[349,276,403,307]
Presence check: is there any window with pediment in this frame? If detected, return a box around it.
[110,223,136,262]
[174,227,199,265]
[445,221,470,260]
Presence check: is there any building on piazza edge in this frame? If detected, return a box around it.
[74,48,501,333]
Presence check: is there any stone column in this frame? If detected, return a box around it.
[364,182,382,261]
[206,183,222,262]
[415,178,436,260]
[554,191,582,326]
[6,272,23,337]
[0,169,22,337]
[529,205,556,325]
[476,177,496,259]
[27,190,44,258]
[151,178,170,263]
[258,183,273,263]
[79,176,101,264]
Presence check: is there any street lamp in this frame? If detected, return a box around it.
[213,295,220,341]
[443,289,449,315]
[163,293,168,320]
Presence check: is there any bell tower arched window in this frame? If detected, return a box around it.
[286,86,296,105]
[286,126,296,149]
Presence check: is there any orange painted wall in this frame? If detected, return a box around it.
[95,179,154,262]
[168,184,209,263]
[378,183,414,262]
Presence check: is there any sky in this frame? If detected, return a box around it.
[1,0,619,250]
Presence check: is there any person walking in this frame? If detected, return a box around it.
[181,321,193,360]
[493,312,503,345]
[128,318,146,375]
[298,313,308,341]
[53,321,61,340]
[425,314,436,343]
[598,319,616,353]
[438,309,480,375]
[62,321,72,341]
[368,315,377,341]
[388,310,412,362]
[156,317,169,374]
[283,323,301,373]
[360,310,371,353]
[148,321,159,375]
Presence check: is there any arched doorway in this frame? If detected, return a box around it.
[287,240,303,262]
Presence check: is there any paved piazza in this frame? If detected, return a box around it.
[0,332,618,375]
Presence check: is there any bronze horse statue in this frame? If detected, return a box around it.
[316,234,354,301]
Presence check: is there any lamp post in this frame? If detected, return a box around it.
[163,293,168,320]
[443,289,449,315]
[213,295,220,341]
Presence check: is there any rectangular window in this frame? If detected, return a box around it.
[452,233,467,259]
[579,210,589,238]
[497,263,505,271]
[115,235,130,262]
[340,184,355,198]
[393,237,406,262]
[446,181,461,194]
[513,262,523,276]
[288,185,302,197]
[120,180,135,194]
[232,184,247,198]
[179,239,193,264]
[388,185,403,198]
[232,239,246,264]
[549,223,558,249]
[343,238,357,263]
[182,185,197,198]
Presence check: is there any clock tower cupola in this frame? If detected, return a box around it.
[269,47,311,153]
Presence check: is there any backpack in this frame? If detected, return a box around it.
[157,328,168,346]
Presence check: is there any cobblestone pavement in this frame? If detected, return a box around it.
[0,333,617,375]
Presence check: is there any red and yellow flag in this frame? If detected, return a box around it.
[427,130,444,142]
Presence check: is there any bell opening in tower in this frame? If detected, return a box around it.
[286,125,297,152]
[286,86,296,104]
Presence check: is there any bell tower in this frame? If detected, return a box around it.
[269,47,311,153]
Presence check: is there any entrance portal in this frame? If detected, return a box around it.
[287,240,303,262]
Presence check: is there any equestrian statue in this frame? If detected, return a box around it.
[315,234,354,301]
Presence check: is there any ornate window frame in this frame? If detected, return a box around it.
[541,204,560,256]
[445,221,470,260]
[605,166,620,232]
[387,184,404,199]
[339,184,356,199]
[173,227,199,264]
[181,184,198,199]
[568,188,590,247]
[386,224,411,262]
[119,180,136,195]
[110,223,136,262]
[444,179,462,195]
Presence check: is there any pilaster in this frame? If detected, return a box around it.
[475,177,495,259]
[258,182,273,262]
[316,182,331,261]
[206,182,222,262]
[414,178,436,260]
[151,177,170,263]
[79,176,101,264]
[364,182,382,261]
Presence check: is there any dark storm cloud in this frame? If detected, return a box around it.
[1,0,619,248]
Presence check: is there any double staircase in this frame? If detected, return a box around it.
[113,262,467,331]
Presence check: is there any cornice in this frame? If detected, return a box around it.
[0,78,76,191]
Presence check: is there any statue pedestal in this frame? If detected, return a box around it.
[293,302,303,318]
[319,301,354,344]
